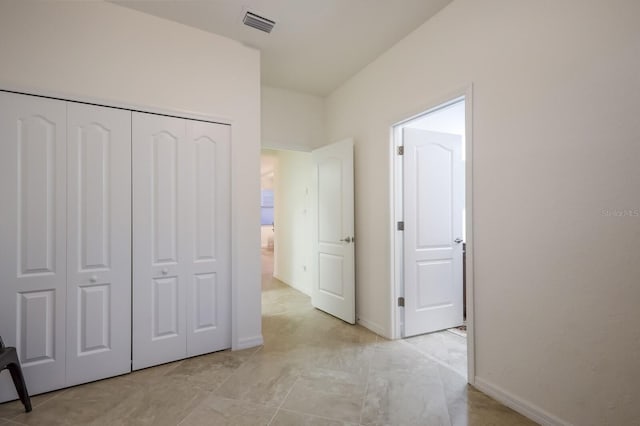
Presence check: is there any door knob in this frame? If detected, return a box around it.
[340,236,352,243]
[454,238,463,244]
[90,275,98,283]
[161,268,169,275]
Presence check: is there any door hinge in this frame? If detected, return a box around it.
[398,297,405,307]
[397,146,404,155]
[397,221,404,231]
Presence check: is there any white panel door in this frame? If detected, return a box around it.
[311,139,355,324]
[186,120,231,357]
[403,128,464,337]
[66,103,131,385]
[133,112,188,369]
[0,92,67,401]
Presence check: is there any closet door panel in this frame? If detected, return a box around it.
[186,121,231,357]
[133,112,187,370]
[66,103,131,386]
[0,92,67,401]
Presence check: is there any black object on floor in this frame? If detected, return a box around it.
[0,336,32,412]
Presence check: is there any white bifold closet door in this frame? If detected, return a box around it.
[132,112,230,370]
[0,92,68,400]
[65,103,132,386]
[0,93,131,401]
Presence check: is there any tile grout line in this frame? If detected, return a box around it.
[266,377,299,426]
[398,340,463,426]
[4,418,28,426]
[400,339,467,380]
[210,345,264,395]
[359,364,372,426]
[176,394,266,426]
[5,387,69,422]
[359,334,384,426]
[174,389,210,426]
[432,357,456,426]
[177,347,266,426]
[280,406,366,425]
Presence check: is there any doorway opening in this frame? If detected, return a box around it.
[392,91,474,382]
[260,142,356,324]
[259,148,314,309]
[260,150,276,289]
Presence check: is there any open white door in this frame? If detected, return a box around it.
[403,128,464,337]
[311,139,355,324]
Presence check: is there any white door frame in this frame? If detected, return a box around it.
[389,85,475,384]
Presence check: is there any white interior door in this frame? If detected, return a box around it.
[133,112,188,369]
[403,128,464,337]
[185,120,231,357]
[311,139,355,324]
[0,92,67,400]
[65,103,131,386]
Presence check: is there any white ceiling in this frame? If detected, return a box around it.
[111,0,452,96]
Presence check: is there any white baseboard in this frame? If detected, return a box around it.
[474,377,571,426]
[272,273,311,296]
[356,316,389,338]
[272,272,286,284]
[234,335,264,351]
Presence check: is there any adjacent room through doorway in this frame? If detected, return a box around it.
[259,148,313,296]
[260,150,276,283]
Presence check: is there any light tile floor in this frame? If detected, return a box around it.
[0,253,536,425]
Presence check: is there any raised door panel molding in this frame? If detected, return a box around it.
[78,122,111,271]
[193,273,218,332]
[17,290,55,365]
[78,284,111,354]
[415,143,453,249]
[194,136,217,262]
[151,131,179,265]
[152,277,180,339]
[18,115,57,276]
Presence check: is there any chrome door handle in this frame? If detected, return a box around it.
[340,236,352,243]
[454,238,463,244]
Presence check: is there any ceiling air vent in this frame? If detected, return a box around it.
[243,11,275,33]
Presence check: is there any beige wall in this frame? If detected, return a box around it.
[325,0,640,424]
[261,86,319,293]
[0,0,263,349]
[262,86,325,151]
[273,150,313,295]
